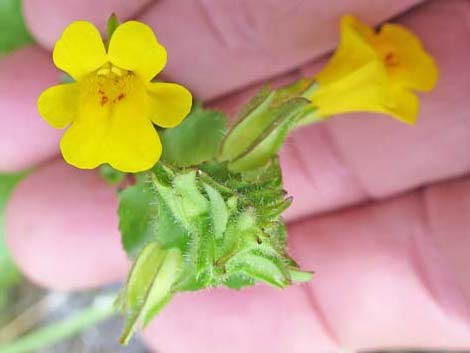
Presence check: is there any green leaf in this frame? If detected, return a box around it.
[119,242,183,345]
[0,0,33,54]
[160,104,227,167]
[118,180,157,258]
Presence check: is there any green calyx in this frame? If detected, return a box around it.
[118,81,317,343]
[152,159,306,290]
[118,242,183,345]
[218,80,319,172]
[118,159,312,343]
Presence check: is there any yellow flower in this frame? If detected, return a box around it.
[38,21,192,172]
[308,15,438,124]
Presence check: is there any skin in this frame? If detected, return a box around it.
[1,0,469,351]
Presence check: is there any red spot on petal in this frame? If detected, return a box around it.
[384,52,399,67]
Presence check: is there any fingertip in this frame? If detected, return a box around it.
[0,45,62,172]
[5,159,129,290]
[288,179,470,350]
[141,285,337,353]
[424,177,470,309]
[23,0,156,50]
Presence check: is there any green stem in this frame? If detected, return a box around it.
[0,294,115,353]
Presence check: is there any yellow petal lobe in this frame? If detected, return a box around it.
[53,21,107,80]
[60,97,109,170]
[104,83,162,173]
[108,21,167,82]
[316,15,377,86]
[147,82,192,128]
[385,86,419,124]
[37,83,78,128]
[376,24,438,91]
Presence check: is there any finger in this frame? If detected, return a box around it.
[23,0,155,49]
[289,176,470,350]
[142,285,337,353]
[4,158,129,290]
[140,0,421,100]
[141,176,470,352]
[210,0,470,221]
[0,45,62,172]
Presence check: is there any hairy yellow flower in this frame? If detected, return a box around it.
[308,15,438,124]
[38,21,192,172]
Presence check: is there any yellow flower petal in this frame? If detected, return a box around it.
[108,21,167,82]
[316,15,377,86]
[60,75,161,172]
[377,24,438,92]
[53,21,107,80]
[384,86,419,124]
[342,14,375,41]
[311,60,390,117]
[37,83,78,128]
[147,82,192,128]
[104,89,162,172]
[310,60,419,124]
[60,99,109,170]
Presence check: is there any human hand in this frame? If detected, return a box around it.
[2,0,470,352]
